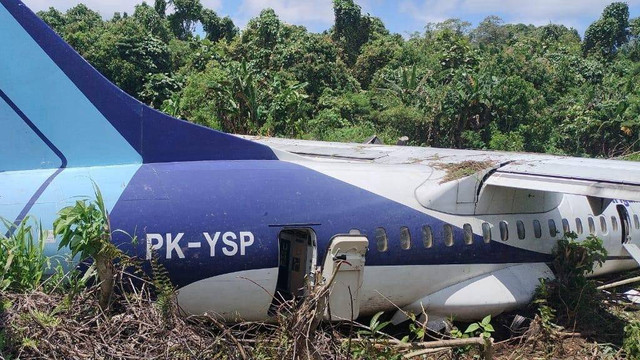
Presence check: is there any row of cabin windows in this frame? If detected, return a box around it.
[498,214,640,242]
[376,213,640,251]
[375,223,492,252]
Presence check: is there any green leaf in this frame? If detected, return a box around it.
[464,322,480,334]
[370,311,383,329]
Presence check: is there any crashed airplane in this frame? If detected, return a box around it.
[1,0,640,329]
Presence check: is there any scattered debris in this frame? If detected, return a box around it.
[432,160,496,183]
[396,136,409,146]
[625,289,640,304]
[363,135,383,145]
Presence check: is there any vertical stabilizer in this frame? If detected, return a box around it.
[0,0,276,173]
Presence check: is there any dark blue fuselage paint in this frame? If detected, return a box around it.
[110,160,551,288]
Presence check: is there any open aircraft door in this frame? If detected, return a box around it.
[322,235,368,321]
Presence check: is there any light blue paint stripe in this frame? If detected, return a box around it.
[0,164,141,262]
[0,4,141,168]
[0,95,61,171]
[0,168,57,226]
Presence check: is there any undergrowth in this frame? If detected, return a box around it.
[4,189,640,359]
[511,232,640,358]
[0,217,48,293]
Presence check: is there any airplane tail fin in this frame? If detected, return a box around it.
[0,0,276,172]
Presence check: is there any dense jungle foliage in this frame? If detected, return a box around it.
[38,0,640,157]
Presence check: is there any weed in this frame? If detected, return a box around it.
[624,320,640,359]
[0,217,48,292]
[351,312,403,359]
[149,255,177,326]
[54,184,121,310]
[29,310,60,328]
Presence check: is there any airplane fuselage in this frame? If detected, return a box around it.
[6,150,638,323]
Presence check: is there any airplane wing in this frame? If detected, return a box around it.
[484,158,640,202]
[244,136,640,211]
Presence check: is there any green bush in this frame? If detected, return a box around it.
[624,321,640,359]
[534,232,607,328]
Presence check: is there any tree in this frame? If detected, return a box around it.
[471,16,509,48]
[37,7,67,33]
[583,2,630,57]
[34,2,640,159]
[87,16,172,99]
[201,9,237,42]
[332,0,372,66]
[167,0,203,40]
[154,0,167,17]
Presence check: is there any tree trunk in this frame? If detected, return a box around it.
[95,252,115,311]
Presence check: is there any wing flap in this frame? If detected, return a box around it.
[484,172,640,202]
[485,158,640,202]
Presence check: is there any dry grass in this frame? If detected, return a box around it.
[0,267,389,360]
[432,160,496,183]
[3,266,640,359]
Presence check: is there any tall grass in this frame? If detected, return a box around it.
[0,217,48,292]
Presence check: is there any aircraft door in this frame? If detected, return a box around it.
[617,204,632,244]
[322,235,368,321]
[274,229,316,303]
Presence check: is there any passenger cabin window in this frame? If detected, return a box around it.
[400,227,411,250]
[375,228,388,252]
[482,222,491,243]
[499,221,509,241]
[533,220,542,238]
[548,219,557,237]
[517,220,525,240]
[463,224,473,245]
[444,224,454,247]
[612,216,619,232]
[588,217,596,235]
[562,218,570,234]
[575,218,583,235]
[600,216,607,234]
[634,214,640,230]
[422,225,433,248]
